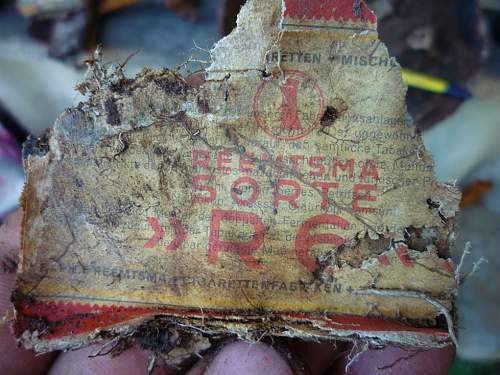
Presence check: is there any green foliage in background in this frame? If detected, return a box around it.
[450,358,500,375]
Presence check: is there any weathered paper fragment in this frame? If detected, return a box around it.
[13,0,460,355]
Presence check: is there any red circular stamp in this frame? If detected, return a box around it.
[253,69,325,141]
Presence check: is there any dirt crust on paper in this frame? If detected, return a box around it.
[13,0,461,360]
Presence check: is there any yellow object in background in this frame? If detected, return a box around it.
[402,68,471,100]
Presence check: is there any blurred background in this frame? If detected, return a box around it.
[0,0,499,373]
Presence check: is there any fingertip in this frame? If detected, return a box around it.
[48,344,172,375]
[0,209,22,311]
[0,209,22,243]
[204,341,293,375]
[332,343,455,375]
[0,324,57,375]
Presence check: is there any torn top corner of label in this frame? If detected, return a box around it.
[207,0,283,78]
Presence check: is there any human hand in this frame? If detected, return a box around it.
[0,210,455,375]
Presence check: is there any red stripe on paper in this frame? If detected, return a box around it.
[284,0,376,24]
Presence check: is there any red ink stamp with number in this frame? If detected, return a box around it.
[253,69,325,141]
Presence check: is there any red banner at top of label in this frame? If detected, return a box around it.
[284,0,377,24]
